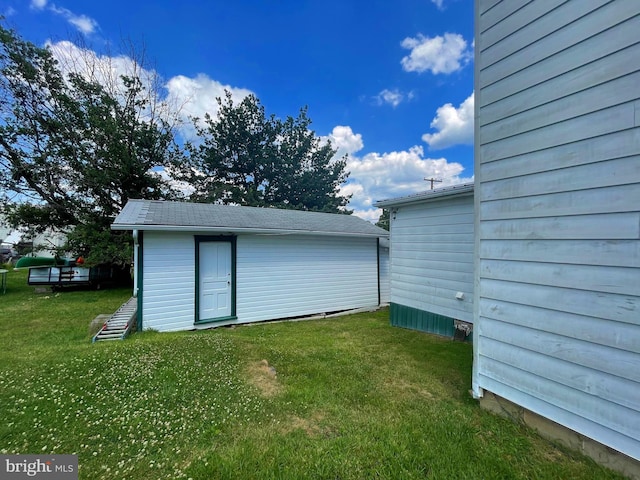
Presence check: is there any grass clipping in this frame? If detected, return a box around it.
[247,359,281,397]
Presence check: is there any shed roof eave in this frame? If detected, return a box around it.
[111,224,389,238]
[375,183,474,208]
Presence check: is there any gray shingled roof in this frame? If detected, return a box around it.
[112,200,388,237]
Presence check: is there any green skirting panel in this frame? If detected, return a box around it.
[390,303,457,337]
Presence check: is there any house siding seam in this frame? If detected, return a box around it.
[475,0,640,463]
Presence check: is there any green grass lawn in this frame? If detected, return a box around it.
[0,268,626,479]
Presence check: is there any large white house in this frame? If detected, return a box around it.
[474,0,639,474]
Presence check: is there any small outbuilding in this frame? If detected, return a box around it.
[112,200,389,332]
[375,183,474,339]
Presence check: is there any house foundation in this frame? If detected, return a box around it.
[479,391,640,480]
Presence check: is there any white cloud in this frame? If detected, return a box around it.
[326,125,364,158]
[338,139,472,221]
[46,41,252,141]
[30,1,98,35]
[41,41,472,223]
[63,12,98,35]
[374,89,414,108]
[164,74,253,139]
[30,0,47,9]
[378,89,402,107]
[324,126,472,221]
[401,33,472,74]
[47,40,153,93]
[431,0,445,10]
[422,91,474,150]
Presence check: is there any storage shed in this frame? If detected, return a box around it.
[376,183,474,338]
[112,200,389,332]
[474,0,640,473]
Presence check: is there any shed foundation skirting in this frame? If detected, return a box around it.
[480,391,640,480]
[389,303,472,341]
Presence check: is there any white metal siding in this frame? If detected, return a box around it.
[142,231,196,332]
[379,244,390,304]
[476,0,640,461]
[390,194,474,322]
[236,235,379,323]
[141,232,381,331]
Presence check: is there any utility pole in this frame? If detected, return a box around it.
[424,177,443,190]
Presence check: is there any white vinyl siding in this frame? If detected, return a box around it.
[475,0,640,461]
[142,231,195,332]
[235,235,379,324]
[379,244,390,304]
[141,232,381,331]
[391,194,474,322]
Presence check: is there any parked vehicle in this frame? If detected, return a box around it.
[0,245,18,263]
[15,256,130,289]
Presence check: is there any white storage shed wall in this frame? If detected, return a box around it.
[378,239,390,305]
[140,231,381,332]
[386,191,474,337]
[141,231,194,332]
[236,235,379,323]
[475,0,640,462]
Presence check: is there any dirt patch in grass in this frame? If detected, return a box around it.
[381,374,436,401]
[246,359,281,397]
[278,411,336,438]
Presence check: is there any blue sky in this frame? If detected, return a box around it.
[3,0,474,221]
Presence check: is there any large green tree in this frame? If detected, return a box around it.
[183,91,351,213]
[0,23,180,265]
